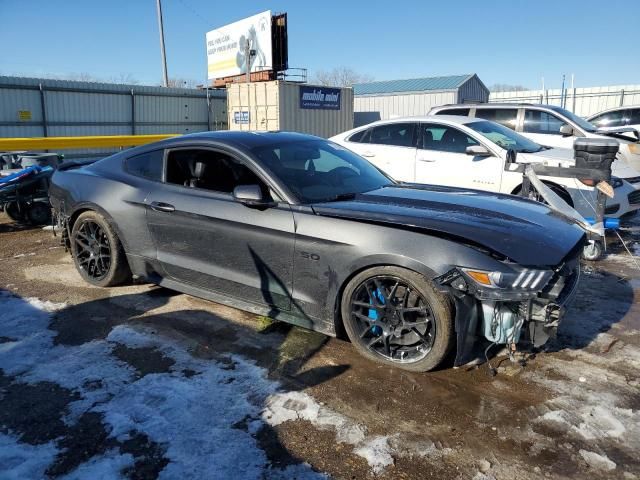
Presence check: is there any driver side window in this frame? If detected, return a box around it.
[164,149,268,196]
[420,124,478,153]
[523,110,566,135]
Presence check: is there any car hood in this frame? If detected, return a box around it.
[517,147,575,167]
[312,185,585,266]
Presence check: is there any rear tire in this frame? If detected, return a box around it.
[70,211,131,287]
[4,202,25,222]
[340,266,454,372]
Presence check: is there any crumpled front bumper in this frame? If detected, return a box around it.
[437,252,581,367]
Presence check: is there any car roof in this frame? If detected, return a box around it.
[357,115,481,127]
[108,130,325,162]
[177,130,321,148]
[435,103,558,109]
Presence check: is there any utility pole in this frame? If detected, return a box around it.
[156,0,169,87]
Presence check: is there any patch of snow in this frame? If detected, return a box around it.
[60,450,134,480]
[472,473,497,480]
[353,436,395,474]
[0,292,329,478]
[579,449,616,471]
[263,390,366,445]
[0,290,455,478]
[41,225,54,231]
[0,433,58,480]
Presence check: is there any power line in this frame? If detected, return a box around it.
[176,0,212,26]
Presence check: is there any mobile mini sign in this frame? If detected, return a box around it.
[299,86,341,110]
[206,11,273,81]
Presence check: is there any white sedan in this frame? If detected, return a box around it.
[330,115,640,219]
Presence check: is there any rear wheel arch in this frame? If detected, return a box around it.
[68,203,130,252]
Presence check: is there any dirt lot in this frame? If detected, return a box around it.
[1,213,639,480]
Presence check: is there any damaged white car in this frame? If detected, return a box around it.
[330,116,640,219]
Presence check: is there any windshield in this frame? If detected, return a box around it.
[251,139,392,203]
[547,105,598,132]
[466,120,546,153]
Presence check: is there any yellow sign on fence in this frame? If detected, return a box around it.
[17,110,32,121]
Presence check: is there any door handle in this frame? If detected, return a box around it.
[417,158,436,162]
[150,201,175,213]
[361,151,375,158]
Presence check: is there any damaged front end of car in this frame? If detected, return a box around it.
[436,243,582,367]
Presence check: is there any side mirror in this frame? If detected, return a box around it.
[559,124,574,136]
[233,184,272,208]
[465,145,492,157]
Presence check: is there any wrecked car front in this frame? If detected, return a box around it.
[312,184,585,366]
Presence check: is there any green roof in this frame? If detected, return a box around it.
[353,74,478,95]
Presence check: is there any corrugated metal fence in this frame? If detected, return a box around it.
[0,76,228,159]
[489,85,640,117]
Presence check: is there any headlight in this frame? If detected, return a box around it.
[462,267,553,290]
[628,143,640,155]
[447,267,555,301]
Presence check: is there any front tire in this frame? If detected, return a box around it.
[582,240,603,261]
[70,211,131,287]
[340,266,454,372]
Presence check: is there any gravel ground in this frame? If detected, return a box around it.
[0,213,639,480]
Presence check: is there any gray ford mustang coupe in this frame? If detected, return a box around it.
[49,131,584,371]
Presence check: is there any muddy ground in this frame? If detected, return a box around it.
[0,213,639,479]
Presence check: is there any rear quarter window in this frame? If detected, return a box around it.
[347,129,370,143]
[125,150,164,181]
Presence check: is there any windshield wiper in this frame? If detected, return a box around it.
[322,192,358,202]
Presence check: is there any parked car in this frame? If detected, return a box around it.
[587,106,640,133]
[49,131,585,372]
[0,165,54,225]
[429,103,640,177]
[330,116,640,219]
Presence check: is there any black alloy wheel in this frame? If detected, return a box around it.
[350,275,436,363]
[341,266,454,372]
[74,219,112,281]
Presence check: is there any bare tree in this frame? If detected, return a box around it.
[108,73,139,85]
[489,83,529,92]
[312,67,374,87]
[165,77,200,89]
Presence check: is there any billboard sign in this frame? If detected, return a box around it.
[206,11,272,81]
[299,86,341,110]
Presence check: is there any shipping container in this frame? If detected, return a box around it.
[226,81,353,138]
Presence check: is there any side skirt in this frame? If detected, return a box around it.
[156,276,336,337]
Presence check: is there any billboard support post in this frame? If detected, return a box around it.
[156,0,169,87]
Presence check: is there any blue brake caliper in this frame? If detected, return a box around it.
[368,288,385,336]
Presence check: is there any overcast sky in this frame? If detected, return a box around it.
[0,0,637,89]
